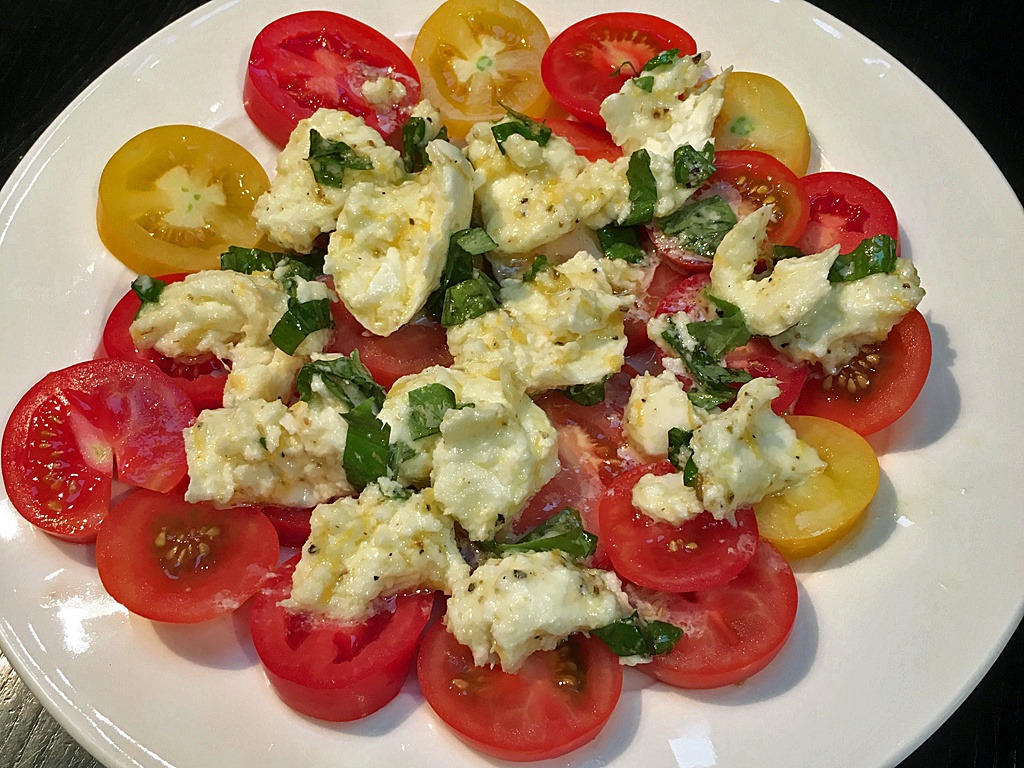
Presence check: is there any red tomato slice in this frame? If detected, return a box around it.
[794,308,931,436]
[647,223,714,273]
[796,171,900,256]
[601,462,760,593]
[700,149,809,245]
[258,504,313,548]
[623,257,686,354]
[95,490,279,623]
[327,299,452,389]
[244,11,421,146]
[250,555,435,721]
[544,117,622,162]
[542,13,697,127]
[1,359,194,542]
[628,538,798,689]
[417,621,622,762]
[101,274,227,412]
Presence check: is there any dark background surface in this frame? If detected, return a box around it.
[0,1,1021,767]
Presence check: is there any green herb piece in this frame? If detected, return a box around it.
[661,319,751,409]
[667,428,699,486]
[641,48,681,72]
[296,351,386,411]
[401,116,431,173]
[828,234,898,283]
[559,380,606,407]
[342,400,391,491]
[220,246,279,274]
[522,254,550,282]
[131,275,166,308]
[632,75,655,92]
[488,508,597,560]
[426,228,499,322]
[673,142,716,187]
[440,276,501,327]
[686,294,751,360]
[596,226,646,264]
[408,383,458,440]
[591,612,683,657]
[269,298,333,355]
[621,149,657,226]
[491,107,552,154]
[306,129,373,187]
[772,244,804,261]
[258,436,268,451]
[658,195,737,256]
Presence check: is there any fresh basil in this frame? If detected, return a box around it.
[596,225,646,264]
[487,508,597,560]
[401,117,448,173]
[559,380,606,407]
[772,244,804,262]
[131,275,166,308]
[632,75,655,92]
[306,129,373,187]
[591,612,683,657]
[641,48,681,72]
[427,228,499,323]
[269,298,334,355]
[658,195,737,257]
[408,383,458,440]
[341,400,391,491]
[621,149,657,226]
[661,318,751,409]
[522,254,550,282]
[673,142,716,188]
[220,246,279,274]
[829,234,898,283]
[440,276,501,327]
[667,427,699,486]
[491,107,552,154]
[685,294,751,360]
[296,351,386,411]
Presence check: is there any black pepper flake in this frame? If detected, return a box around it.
[373,575,379,581]
[467,582,476,592]
[513,569,527,579]
[307,544,319,554]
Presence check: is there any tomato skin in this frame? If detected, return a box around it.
[95,490,279,623]
[417,621,622,761]
[102,273,227,412]
[623,257,686,354]
[794,309,931,436]
[796,171,901,256]
[250,555,435,722]
[542,13,697,127]
[326,300,452,389]
[630,538,798,689]
[601,462,760,593]
[544,117,621,162]
[1,359,195,542]
[258,505,313,548]
[701,149,810,245]
[244,11,421,146]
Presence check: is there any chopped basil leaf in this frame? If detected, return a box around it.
[658,195,737,256]
[641,48,681,72]
[131,275,166,308]
[662,320,751,409]
[401,116,431,173]
[559,380,606,407]
[522,254,550,282]
[440,276,501,326]
[686,294,751,359]
[772,244,804,261]
[491,107,552,154]
[673,142,716,187]
[632,75,654,92]
[489,508,597,560]
[621,149,657,227]
[220,246,279,273]
[269,298,334,355]
[408,383,458,440]
[829,234,898,283]
[597,226,646,264]
[306,129,373,187]
[609,60,641,77]
[426,228,499,321]
[667,428,699,487]
[452,227,500,256]
[591,612,683,657]
[296,351,386,411]
[342,400,391,491]
[686,388,736,411]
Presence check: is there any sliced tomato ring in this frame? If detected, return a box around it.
[698,149,809,246]
[600,462,760,593]
[102,273,227,412]
[1,359,195,542]
[623,257,686,354]
[417,621,622,762]
[795,171,901,256]
[245,11,421,146]
[250,555,435,721]
[542,12,697,127]
[95,490,279,623]
[647,224,713,273]
[629,538,798,689]
[544,117,622,162]
[258,504,314,548]
[794,308,931,436]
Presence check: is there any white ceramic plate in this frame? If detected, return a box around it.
[1,0,1022,766]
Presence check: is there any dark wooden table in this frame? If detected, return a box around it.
[1,1,1021,766]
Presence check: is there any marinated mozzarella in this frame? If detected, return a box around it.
[624,371,705,459]
[285,482,469,623]
[444,550,631,673]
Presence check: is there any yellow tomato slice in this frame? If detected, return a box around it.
[97,125,270,275]
[412,0,551,140]
[754,415,879,559]
[713,72,811,176]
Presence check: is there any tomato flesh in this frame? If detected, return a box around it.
[796,171,901,256]
[250,555,435,721]
[2,359,195,542]
[544,117,622,162]
[417,621,622,761]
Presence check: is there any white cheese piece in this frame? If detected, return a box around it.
[771,257,925,373]
[130,270,333,405]
[710,205,839,337]
[448,251,630,393]
[253,108,405,254]
[285,484,469,623]
[183,394,352,507]
[409,99,444,140]
[624,371,706,459]
[646,312,699,382]
[361,76,408,107]
[327,140,474,336]
[444,550,631,672]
